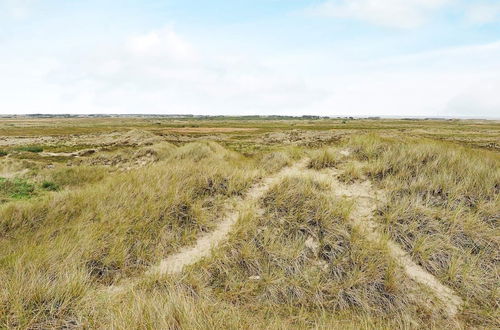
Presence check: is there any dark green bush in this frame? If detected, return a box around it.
[15,146,43,153]
[41,181,60,191]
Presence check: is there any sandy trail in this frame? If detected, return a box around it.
[105,159,308,295]
[107,152,463,319]
[307,156,463,318]
[39,148,98,157]
[148,158,309,276]
[104,158,309,295]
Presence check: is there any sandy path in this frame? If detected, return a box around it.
[105,159,307,296]
[348,195,463,318]
[308,158,463,318]
[147,158,309,276]
[106,152,463,320]
[39,148,98,157]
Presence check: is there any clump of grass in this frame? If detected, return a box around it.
[0,177,36,202]
[81,275,436,329]
[348,134,390,160]
[81,281,243,329]
[359,137,498,207]
[0,150,7,157]
[260,151,292,173]
[41,181,59,191]
[15,145,43,153]
[143,142,176,160]
[79,142,176,168]
[338,162,365,183]
[173,141,234,162]
[0,158,38,177]
[44,166,109,188]
[308,148,340,169]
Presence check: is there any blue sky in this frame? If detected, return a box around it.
[1,0,500,117]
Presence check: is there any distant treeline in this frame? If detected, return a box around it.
[3,114,342,120]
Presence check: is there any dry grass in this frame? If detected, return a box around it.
[308,147,341,169]
[347,134,500,327]
[0,120,498,328]
[0,142,261,328]
[338,162,365,183]
[149,175,447,328]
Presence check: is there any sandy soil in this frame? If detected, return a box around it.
[106,151,463,320]
[310,158,463,319]
[148,158,309,275]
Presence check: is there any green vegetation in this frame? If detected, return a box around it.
[15,145,43,153]
[41,181,60,191]
[0,177,36,202]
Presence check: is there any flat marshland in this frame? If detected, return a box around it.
[0,117,498,329]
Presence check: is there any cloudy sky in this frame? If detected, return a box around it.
[1,0,499,117]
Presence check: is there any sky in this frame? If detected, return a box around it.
[1,0,500,118]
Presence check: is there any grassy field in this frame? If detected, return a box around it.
[0,117,498,329]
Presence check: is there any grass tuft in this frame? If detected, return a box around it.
[308,148,341,169]
[41,181,60,191]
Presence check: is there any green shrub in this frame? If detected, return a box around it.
[15,146,43,153]
[0,150,7,157]
[41,181,60,191]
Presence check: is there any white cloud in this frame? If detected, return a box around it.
[2,26,499,118]
[465,2,500,24]
[45,27,328,115]
[1,0,37,19]
[126,27,197,61]
[308,0,453,28]
[446,77,500,116]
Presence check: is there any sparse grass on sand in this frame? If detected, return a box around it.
[82,175,446,328]
[347,134,500,327]
[0,142,264,328]
[0,119,498,329]
[308,147,341,169]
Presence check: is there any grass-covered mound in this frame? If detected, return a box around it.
[0,142,261,328]
[348,135,500,327]
[98,175,445,328]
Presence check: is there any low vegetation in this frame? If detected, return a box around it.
[0,177,36,202]
[0,118,498,329]
[348,134,499,327]
[0,142,264,328]
[14,145,43,153]
[308,147,341,169]
[337,162,364,183]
